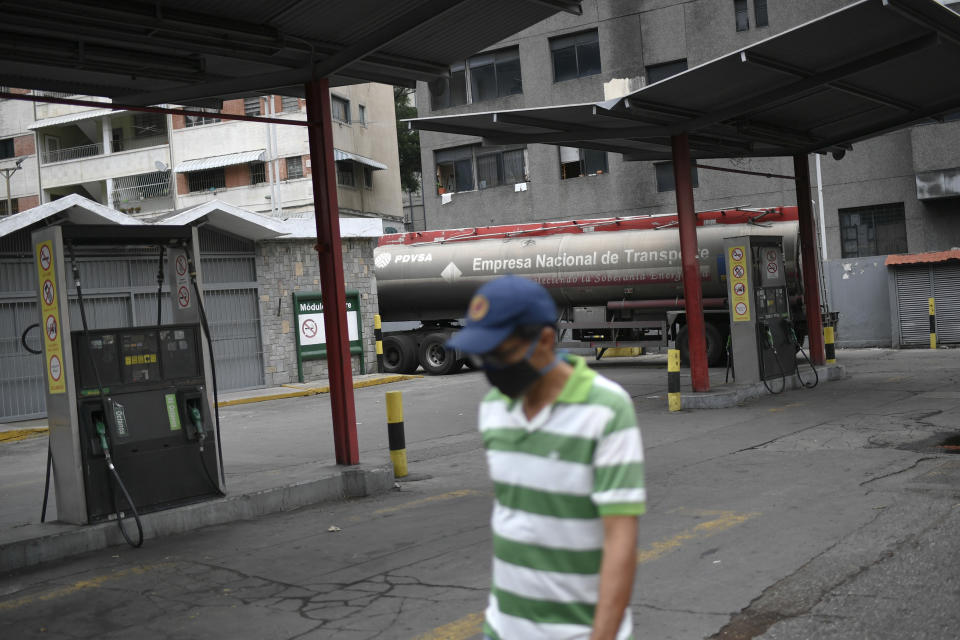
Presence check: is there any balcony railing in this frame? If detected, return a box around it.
[112,171,172,203]
[41,142,103,164]
[112,135,168,152]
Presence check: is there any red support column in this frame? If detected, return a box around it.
[671,134,710,392]
[793,154,826,366]
[305,78,360,465]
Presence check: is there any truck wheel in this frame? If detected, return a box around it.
[678,323,723,367]
[383,335,418,374]
[418,333,460,375]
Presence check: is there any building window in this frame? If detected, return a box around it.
[363,166,374,189]
[336,160,355,187]
[331,96,350,123]
[469,47,523,102]
[654,162,699,192]
[358,104,367,126]
[646,59,688,84]
[187,168,226,192]
[560,147,607,179]
[435,145,527,194]
[244,97,261,117]
[839,203,908,258]
[249,161,266,185]
[286,156,303,180]
[550,30,601,82]
[754,0,769,27]
[281,95,300,113]
[0,138,14,159]
[184,108,221,127]
[735,0,750,31]
[436,146,474,193]
[132,113,165,138]
[430,62,468,110]
[0,199,18,216]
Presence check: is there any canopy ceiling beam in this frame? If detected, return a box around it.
[522,0,583,16]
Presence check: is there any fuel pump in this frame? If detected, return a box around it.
[724,235,798,391]
[32,225,224,546]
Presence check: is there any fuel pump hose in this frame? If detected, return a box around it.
[761,325,787,395]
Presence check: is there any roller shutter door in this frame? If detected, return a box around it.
[932,263,960,344]
[895,267,932,346]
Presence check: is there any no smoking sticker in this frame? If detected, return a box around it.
[302,319,318,339]
[767,262,779,274]
[177,285,191,308]
[731,248,744,261]
[39,245,52,271]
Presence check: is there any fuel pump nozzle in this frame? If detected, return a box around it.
[782,318,819,389]
[188,404,206,452]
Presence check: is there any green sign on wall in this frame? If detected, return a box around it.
[293,291,364,383]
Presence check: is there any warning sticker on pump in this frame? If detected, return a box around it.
[35,240,65,394]
[728,245,751,323]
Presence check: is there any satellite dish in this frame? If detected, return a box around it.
[155,161,169,171]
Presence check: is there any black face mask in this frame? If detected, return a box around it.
[483,341,561,399]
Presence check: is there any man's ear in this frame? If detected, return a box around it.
[539,325,557,348]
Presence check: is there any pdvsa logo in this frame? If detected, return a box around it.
[374,252,392,269]
[394,254,433,264]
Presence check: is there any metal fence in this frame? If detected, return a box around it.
[41,142,103,165]
[112,170,172,204]
[112,135,169,153]
[0,227,264,422]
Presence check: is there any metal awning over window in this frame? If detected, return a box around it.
[886,249,960,266]
[174,150,266,173]
[28,108,126,130]
[334,149,388,171]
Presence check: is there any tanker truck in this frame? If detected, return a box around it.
[374,207,803,375]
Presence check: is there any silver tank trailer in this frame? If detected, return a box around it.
[375,221,800,322]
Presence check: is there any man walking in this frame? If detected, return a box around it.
[447,275,645,640]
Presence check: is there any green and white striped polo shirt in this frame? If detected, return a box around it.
[480,355,645,640]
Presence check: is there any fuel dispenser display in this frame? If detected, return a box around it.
[32,225,224,547]
[724,235,798,391]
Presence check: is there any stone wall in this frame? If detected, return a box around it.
[256,238,379,386]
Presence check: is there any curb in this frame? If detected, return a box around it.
[680,364,846,409]
[0,464,394,574]
[217,374,423,407]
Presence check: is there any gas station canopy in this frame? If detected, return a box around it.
[0,0,582,105]
[409,0,960,161]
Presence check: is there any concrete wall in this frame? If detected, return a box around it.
[40,144,171,188]
[256,238,379,386]
[823,257,892,348]
[0,98,41,204]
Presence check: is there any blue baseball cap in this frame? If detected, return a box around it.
[446,275,557,355]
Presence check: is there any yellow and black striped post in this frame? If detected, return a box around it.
[374,314,385,373]
[824,326,836,365]
[929,298,937,350]
[667,349,681,412]
[386,391,408,478]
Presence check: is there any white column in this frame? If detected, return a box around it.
[102,115,114,209]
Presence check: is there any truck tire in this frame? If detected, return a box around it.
[383,335,418,374]
[678,323,723,367]
[418,333,461,375]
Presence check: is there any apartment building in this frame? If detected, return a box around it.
[416,0,960,258]
[1,84,403,223]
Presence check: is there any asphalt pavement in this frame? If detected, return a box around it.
[2,348,960,639]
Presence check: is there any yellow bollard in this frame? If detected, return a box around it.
[667,349,681,412]
[374,314,385,373]
[385,391,408,478]
[929,298,937,350]
[824,326,836,365]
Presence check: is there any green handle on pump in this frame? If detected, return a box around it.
[95,419,109,454]
[190,405,205,437]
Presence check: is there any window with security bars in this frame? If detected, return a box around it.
[550,30,601,82]
[331,96,350,123]
[839,203,908,258]
[249,161,266,185]
[184,108,221,127]
[655,162,699,192]
[336,160,355,187]
[0,199,18,216]
[358,104,366,125]
[436,145,526,193]
[363,166,374,189]
[735,0,750,31]
[286,156,303,180]
[187,168,226,192]
[754,0,769,27]
[281,96,300,112]
[559,147,607,179]
[243,97,261,116]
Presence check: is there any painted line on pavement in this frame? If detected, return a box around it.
[415,509,759,640]
[0,564,169,611]
[0,428,47,443]
[218,374,423,407]
[371,489,488,517]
